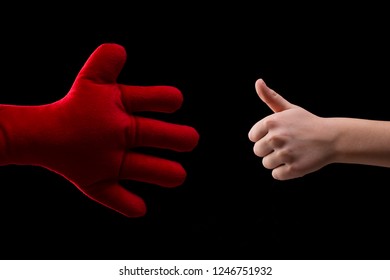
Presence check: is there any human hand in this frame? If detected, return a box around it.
[248,79,335,180]
[0,43,199,217]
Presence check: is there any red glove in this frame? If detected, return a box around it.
[0,43,199,217]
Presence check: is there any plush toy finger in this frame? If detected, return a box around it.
[85,181,147,218]
[120,85,183,113]
[0,43,199,218]
[119,152,186,187]
[133,117,199,151]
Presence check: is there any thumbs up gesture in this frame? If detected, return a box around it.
[248,79,335,180]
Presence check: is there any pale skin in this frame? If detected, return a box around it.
[248,79,390,180]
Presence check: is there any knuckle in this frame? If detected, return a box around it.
[267,134,285,148]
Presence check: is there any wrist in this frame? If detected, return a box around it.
[0,107,9,165]
[328,117,364,165]
[321,117,344,165]
[0,104,54,166]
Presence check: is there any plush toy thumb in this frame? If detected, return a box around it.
[0,43,199,218]
[255,79,296,112]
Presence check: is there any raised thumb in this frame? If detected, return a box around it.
[255,79,295,112]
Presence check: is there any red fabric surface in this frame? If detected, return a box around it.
[0,43,199,217]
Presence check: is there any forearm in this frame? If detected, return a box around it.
[330,117,390,167]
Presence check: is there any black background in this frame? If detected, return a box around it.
[1,6,389,260]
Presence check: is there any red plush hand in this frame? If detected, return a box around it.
[0,43,199,217]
